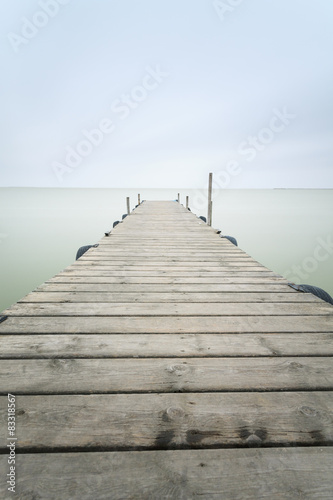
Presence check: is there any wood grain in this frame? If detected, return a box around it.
[2,333,333,358]
[1,315,333,333]
[4,301,332,316]
[35,282,298,293]
[1,392,332,450]
[46,276,287,284]
[1,448,333,499]
[18,291,321,303]
[1,357,332,394]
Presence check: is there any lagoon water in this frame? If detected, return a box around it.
[0,188,332,312]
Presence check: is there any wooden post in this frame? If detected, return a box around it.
[177,193,180,203]
[126,197,130,215]
[186,196,189,209]
[138,194,140,205]
[208,173,213,226]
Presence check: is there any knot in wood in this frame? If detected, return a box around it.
[49,358,76,373]
[289,361,304,370]
[299,406,318,417]
[166,364,188,376]
[164,407,185,421]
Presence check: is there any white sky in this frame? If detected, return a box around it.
[1,0,332,188]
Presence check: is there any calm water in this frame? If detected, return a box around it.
[0,188,332,311]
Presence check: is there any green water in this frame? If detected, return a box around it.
[0,188,332,311]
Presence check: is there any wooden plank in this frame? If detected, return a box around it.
[90,250,245,254]
[1,448,332,500]
[36,282,298,293]
[67,267,270,274]
[96,248,242,252]
[74,258,255,265]
[2,315,333,333]
[47,276,287,284]
[18,291,321,303]
[73,261,261,268]
[97,240,239,245]
[80,257,258,263]
[4,301,333,317]
[56,270,278,277]
[1,392,332,450]
[0,357,332,394]
[2,333,333,358]
[94,243,244,248]
[79,252,252,257]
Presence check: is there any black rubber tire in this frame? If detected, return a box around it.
[76,244,98,260]
[298,284,333,305]
[221,235,238,246]
[113,221,120,228]
[122,214,127,220]
[199,216,206,223]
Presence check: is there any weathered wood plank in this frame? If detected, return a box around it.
[96,242,236,246]
[18,291,321,303]
[2,333,333,358]
[58,269,276,276]
[94,245,247,250]
[72,263,264,270]
[73,258,259,265]
[1,315,333,333]
[47,276,287,284]
[95,244,240,249]
[77,254,252,261]
[77,257,259,264]
[1,392,332,450]
[1,448,332,500]
[0,357,332,394]
[4,301,332,317]
[35,282,298,293]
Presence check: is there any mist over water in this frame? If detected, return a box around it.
[0,188,332,312]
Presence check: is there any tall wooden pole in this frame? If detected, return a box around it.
[177,193,180,203]
[126,197,130,215]
[186,196,189,209]
[208,173,213,226]
[138,194,140,205]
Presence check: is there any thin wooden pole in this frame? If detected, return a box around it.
[208,173,213,226]
[126,197,130,215]
[138,194,140,205]
[177,193,180,203]
[209,201,213,227]
[186,196,189,209]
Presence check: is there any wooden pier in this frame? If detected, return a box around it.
[1,200,333,499]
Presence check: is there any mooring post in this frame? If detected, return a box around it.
[138,194,141,205]
[186,196,189,209]
[126,197,130,215]
[177,193,180,203]
[208,172,213,226]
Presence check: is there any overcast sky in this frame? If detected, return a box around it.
[1,0,332,188]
